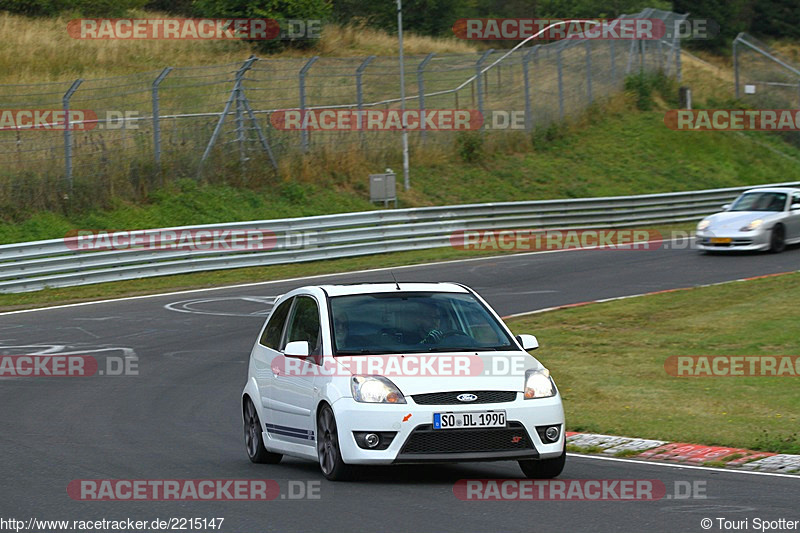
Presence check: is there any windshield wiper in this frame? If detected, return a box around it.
[335,349,383,355]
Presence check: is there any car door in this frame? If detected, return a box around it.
[271,295,322,445]
[786,192,800,241]
[252,296,294,415]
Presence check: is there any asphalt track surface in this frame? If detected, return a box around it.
[2,244,799,533]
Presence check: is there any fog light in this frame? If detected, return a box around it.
[364,433,380,448]
[545,426,560,442]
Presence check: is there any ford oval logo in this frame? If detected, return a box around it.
[457,393,478,402]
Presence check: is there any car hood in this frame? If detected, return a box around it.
[334,352,546,396]
[706,210,778,229]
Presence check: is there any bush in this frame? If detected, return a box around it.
[456,132,484,163]
[624,72,676,111]
[192,0,332,52]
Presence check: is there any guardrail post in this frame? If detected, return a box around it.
[585,40,593,103]
[476,49,493,131]
[556,47,564,120]
[63,79,83,196]
[523,46,537,132]
[152,67,172,184]
[299,56,318,153]
[416,53,435,143]
[355,55,375,148]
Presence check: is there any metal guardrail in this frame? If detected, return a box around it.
[1,181,798,293]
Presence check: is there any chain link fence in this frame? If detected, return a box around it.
[0,8,686,213]
[734,32,800,108]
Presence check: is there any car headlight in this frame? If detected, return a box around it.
[524,368,556,399]
[351,375,406,404]
[697,220,711,231]
[740,219,763,231]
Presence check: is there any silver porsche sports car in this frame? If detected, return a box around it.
[695,188,800,253]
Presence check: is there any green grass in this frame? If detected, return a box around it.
[4,102,800,244]
[507,272,800,454]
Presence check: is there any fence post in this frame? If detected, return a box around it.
[640,39,646,73]
[557,47,564,120]
[585,40,593,103]
[63,79,83,195]
[610,39,616,83]
[675,32,682,82]
[152,67,172,184]
[299,56,318,153]
[523,46,537,132]
[476,49,493,131]
[355,55,375,148]
[733,38,740,98]
[626,38,636,74]
[416,53,435,143]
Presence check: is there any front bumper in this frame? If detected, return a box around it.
[331,393,565,465]
[695,229,770,251]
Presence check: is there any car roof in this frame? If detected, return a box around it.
[743,187,800,194]
[318,282,470,297]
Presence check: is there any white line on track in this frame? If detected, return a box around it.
[0,236,686,316]
[568,453,800,480]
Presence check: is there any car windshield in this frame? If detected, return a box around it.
[329,291,515,355]
[730,192,787,212]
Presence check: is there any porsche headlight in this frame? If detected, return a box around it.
[351,375,406,404]
[740,219,763,231]
[697,219,711,231]
[524,368,556,399]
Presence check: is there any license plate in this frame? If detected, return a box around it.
[710,237,732,244]
[433,411,506,429]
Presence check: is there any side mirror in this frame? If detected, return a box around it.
[516,334,539,351]
[283,340,310,358]
[791,203,800,211]
[722,203,731,210]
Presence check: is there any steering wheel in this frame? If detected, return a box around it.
[441,329,470,339]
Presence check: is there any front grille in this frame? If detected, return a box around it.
[400,422,533,454]
[411,390,517,405]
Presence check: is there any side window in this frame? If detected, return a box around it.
[260,298,293,349]
[793,193,800,207]
[283,296,322,356]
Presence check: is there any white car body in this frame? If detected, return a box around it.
[241,282,565,479]
[696,187,800,252]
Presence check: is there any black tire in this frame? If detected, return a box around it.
[769,225,786,253]
[518,448,566,479]
[244,398,282,464]
[316,404,354,481]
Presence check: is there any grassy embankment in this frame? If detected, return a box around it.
[507,271,800,455]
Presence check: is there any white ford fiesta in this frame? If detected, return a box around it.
[241,282,565,481]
